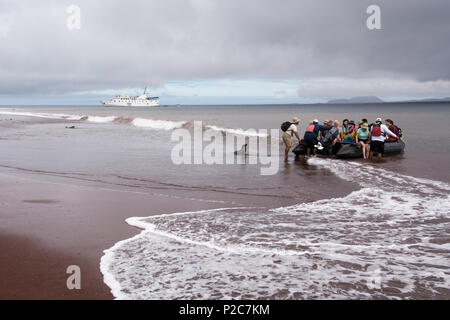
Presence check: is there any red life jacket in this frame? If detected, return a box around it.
[372,124,382,137]
[306,124,315,133]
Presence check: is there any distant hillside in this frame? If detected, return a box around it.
[407,97,450,103]
[327,96,384,104]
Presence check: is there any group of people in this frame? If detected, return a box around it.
[281,116,402,161]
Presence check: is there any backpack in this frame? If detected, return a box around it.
[372,124,382,137]
[281,121,292,132]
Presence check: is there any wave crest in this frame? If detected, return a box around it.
[100,159,450,299]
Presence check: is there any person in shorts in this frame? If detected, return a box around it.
[282,117,301,161]
[369,118,399,160]
[356,123,371,159]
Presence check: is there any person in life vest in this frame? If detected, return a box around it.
[281,117,301,161]
[348,120,358,143]
[356,122,371,159]
[303,119,333,156]
[342,119,354,143]
[369,117,400,160]
[385,119,400,142]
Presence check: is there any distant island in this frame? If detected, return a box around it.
[327,96,384,104]
[326,96,450,104]
[408,97,450,103]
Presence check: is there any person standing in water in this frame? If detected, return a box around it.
[281,117,301,161]
[369,118,399,160]
[356,123,371,159]
[304,119,333,156]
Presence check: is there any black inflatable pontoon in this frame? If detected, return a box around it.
[292,140,308,156]
[336,140,405,159]
[292,140,337,156]
[292,140,405,158]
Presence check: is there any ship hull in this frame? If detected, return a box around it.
[101,100,160,107]
[101,90,160,107]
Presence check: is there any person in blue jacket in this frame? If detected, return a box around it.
[303,119,333,156]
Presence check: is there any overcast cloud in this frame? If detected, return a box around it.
[0,0,449,102]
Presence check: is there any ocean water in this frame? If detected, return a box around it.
[1,103,449,299]
[102,159,450,299]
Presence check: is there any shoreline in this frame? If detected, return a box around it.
[1,152,448,299]
[0,164,358,300]
[0,170,227,300]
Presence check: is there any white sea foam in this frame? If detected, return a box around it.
[1,109,273,136]
[87,116,117,123]
[0,110,84,121]
[0,109,186,131]
[100,158,450,299]
[206,125,269,137]
[132,118,186,130]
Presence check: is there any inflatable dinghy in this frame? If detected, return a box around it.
[336,140,405,159]
[292,140,405,158]
[292,140,307,156]
[292,140,338,156]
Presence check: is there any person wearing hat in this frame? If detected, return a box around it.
[319,120,332,143]
[322,120,342,155]
[356,122,371,159]
[282,117,301,161]
[303,119,333,156]
[369,117,399,159]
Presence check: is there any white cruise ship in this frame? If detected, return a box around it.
[101,88,159,107]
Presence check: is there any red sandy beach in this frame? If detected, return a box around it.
[0,170,224,299]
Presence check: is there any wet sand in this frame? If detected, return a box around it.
[0,171,225,299]
[2,105,448,299]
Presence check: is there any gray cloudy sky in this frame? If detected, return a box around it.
[0,0,449,104]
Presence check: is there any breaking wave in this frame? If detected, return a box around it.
[0,110,84,121]
[0,109,270,135]
[0,110,186,131]
[132,118,186,130]
[100,158,450,300]
[86,116,117,123]
[206,125,269,138]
